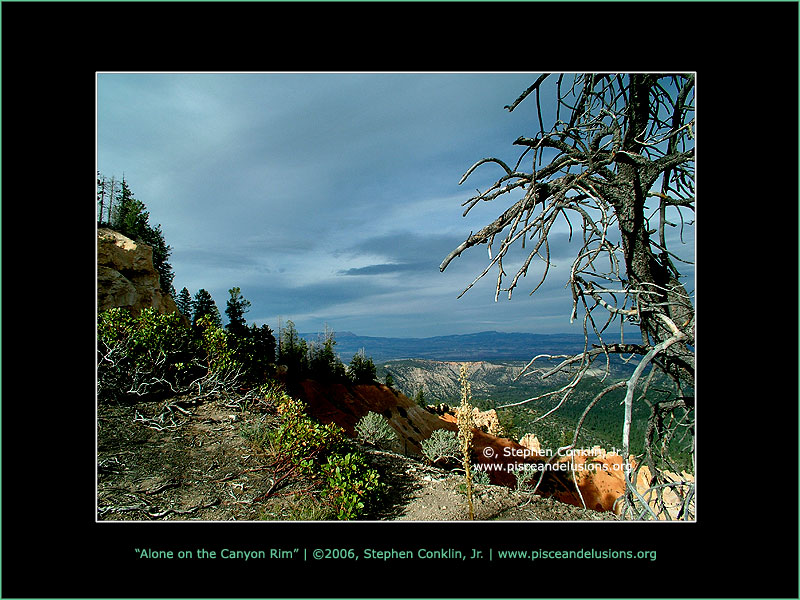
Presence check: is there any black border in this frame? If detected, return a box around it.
[2,2,798,598]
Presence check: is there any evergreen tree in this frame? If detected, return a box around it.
[139,221,174,294]
[384,372,395,388]
[97,172,107,225]
[348,349,377,384]
[225,287,251,336]
[308,326,346,382]
[192,289,221,327]
[111,177,149,239]
[176,287,194,318]
[102,174,174,294]
[277,320,308,377]
[414,386,426,408]
[234,323,277,385]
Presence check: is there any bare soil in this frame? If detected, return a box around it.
[97,396,617,521]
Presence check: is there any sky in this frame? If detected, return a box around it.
[96,72,694,339]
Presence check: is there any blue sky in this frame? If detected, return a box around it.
[97,72,694,338]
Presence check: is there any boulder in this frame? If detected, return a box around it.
[97,228,185,322]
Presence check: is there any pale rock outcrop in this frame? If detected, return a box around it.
[634,465,695,520]
[518,433,544,456]
[97,228,184,320]
[472,407,501,436]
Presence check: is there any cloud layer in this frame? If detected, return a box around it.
[97,73,694,338]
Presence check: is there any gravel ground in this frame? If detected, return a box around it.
[362,448,619,521]
[98,397,618,522]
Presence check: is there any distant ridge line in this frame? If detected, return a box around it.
[298,330,587,363]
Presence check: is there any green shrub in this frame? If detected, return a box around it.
[355,412,398,450]
[321,452,383,520]
[273,395,348,469]
[265,393,383,519]
[472,465,491,486]
[98,307,276,401]
[196,314,240,375]
[97,307,200,400]
[421,429,460,465]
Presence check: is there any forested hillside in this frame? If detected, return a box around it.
[378,358,692,472]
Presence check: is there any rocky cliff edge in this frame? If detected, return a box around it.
[97,228,185,322]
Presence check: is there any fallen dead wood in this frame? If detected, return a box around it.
[147,498,220,519]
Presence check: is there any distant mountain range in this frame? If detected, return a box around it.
[299,330,589,363]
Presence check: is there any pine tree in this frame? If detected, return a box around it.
[277,320,308,378]
[348,348,377,384]
[102,174,174,293]
[176,287,194,318]
[225,287,251,336]
[111,177,149,239]
[97,172,107,225]
[414,386,426,408]
[139,221,174,294]
[308,326,346,382]
[192,289,220,327]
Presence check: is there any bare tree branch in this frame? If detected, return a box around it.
[442,74,695,520]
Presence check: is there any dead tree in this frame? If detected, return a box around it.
[440,74,695,520]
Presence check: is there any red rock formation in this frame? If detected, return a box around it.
[294,380,630,511]
[295,380,697,516]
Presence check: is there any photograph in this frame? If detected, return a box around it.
[2,2,798,598]
[96,72,696,525]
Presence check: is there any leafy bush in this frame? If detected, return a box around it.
[321,452,383,520]
[97,307,200,400]
[98,307,276,401]
[256,392,384,519]
[355,412,398,450]
[273,394,348,468]
[421,428,460,465]
[472,465,491,486]
[515,464,539,492]
[196,314,240,375]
